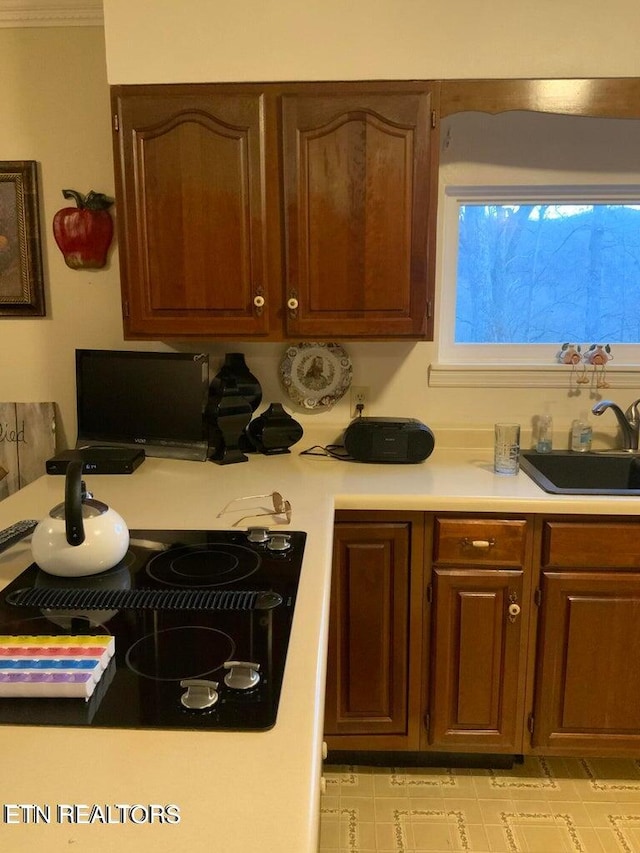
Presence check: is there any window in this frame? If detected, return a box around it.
[438,186,640,367]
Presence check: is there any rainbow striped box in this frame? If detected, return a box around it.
[0,636,115,700]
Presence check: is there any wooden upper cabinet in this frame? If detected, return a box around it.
[111,82,439,341]
[111,78,640,341]
[111,85,280,339]
[282,84,438,339]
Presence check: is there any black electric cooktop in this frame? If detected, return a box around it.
[0,528,305,731]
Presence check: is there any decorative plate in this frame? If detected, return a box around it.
[279,343,352,410]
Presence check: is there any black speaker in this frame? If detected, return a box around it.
[343,417,435,464]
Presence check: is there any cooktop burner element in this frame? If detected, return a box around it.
[126,625,236,681]
[146,543,260,587]
[0,528,306,731]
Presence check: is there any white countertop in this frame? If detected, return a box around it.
[0,441,637,852]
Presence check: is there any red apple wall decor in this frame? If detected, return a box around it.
[53,189,114,270]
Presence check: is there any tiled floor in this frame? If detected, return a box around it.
[319,757,640,852]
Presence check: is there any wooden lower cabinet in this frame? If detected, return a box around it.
[530,517,640,755]
[426,567,528,752]
[324,512,425,750]
[325,512,640,758]
[424,515,532,754]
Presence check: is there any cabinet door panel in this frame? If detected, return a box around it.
[325,523,410,735]
[533,571,640,750]
[143,118,250,312]
[429,568,525,751]
[301,116,410,314]
[113,88,275,338]
[282,86,438,338]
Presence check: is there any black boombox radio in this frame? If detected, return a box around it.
[343,417,435,464]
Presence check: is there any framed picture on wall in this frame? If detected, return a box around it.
[0,160,45,316]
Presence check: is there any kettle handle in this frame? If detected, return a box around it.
[64,460,85,547]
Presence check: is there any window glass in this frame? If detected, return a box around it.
[437,186,640,366]
[455,201,640,345]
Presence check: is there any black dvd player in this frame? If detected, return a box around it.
[46,447,145,475]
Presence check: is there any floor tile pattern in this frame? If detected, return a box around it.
[319,757,640,852]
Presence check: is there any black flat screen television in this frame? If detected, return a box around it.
[75,349,210,461]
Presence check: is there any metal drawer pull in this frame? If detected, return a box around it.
[460,537,496,549]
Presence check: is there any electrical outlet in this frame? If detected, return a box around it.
[350,386,369,418]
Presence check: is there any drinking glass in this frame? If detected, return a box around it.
[494,423,520,475]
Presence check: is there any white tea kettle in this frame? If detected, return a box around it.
[31,460,130,577]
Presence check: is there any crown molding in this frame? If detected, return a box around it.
[0,0,103,27]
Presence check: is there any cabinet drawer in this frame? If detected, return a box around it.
[434,518,527,566]
[542,520,640,568]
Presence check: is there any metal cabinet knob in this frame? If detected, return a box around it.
[253,290,265,316]
[508,591,521,623]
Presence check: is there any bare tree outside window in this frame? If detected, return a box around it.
[455,203,640,345]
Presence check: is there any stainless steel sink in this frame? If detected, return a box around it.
[520,450,640,495]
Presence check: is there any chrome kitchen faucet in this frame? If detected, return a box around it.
[592,398,640,450]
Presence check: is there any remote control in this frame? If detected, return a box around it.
[0,520,39,554]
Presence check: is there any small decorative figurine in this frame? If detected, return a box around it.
[584,344,612,389]
[558,342,614,392]
[557,343,588,388]
[557,343,582,365]
[584,343,612,366]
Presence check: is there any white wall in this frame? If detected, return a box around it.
[0,27,181,450]
[103,0,640,83]
[3,21,640,459]
[0,27,121,449]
